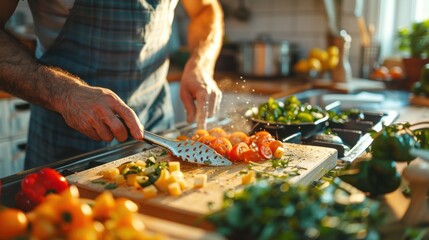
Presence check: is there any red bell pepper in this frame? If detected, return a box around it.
[15,190,38,212]
[19,168,69,205]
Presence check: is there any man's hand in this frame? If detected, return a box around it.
[180,55,222,130]
[59,85,144,142]
[181,0,224,129]
[0,29,143,143]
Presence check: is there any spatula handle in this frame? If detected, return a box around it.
[143,130,175,150]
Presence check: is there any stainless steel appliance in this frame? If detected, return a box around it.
[237,36,292,77]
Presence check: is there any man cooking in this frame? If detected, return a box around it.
[0,0,224,169]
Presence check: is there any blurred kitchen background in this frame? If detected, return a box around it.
[7,0,429,78]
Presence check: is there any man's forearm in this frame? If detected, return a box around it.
[183,1,224,74]
[0,30,87,112]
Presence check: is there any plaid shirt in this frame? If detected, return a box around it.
[25,0,176,169]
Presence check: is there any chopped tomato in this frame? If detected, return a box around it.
[210,137,233,152]
[269,140,283,153]
[242,149,263,162]
[208,127,228,138]
[248,135,258,149]
[255,131,272,139]
[197,135,216,145]
[258,142,273,160]
[176,135,189,141]
[269,140,284,159]
[191,129,209,140]
[229,142,250,162]
[228,131,250,146]
[256,135,275,146]
[210,143,229,157]
[273,146,285,159]
[249,131,274,148]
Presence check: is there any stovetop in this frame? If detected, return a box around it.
[264,89,402,163]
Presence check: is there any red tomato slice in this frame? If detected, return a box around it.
[258,142,273,160]
[208,127,228,138]
[248,135,259,149]
[248,131,274,148]
[269,140,284,159]
[256,135,275,147]
[254,131,272,139]
[197,135,216,145]
[228,131,250,146]
[192,129,209,140]
[210,143,229,157]
[176,135,189,141]
[269,140,283,153]
[211,137,233,152]
[229,142,250,162]
[242,149,263,162]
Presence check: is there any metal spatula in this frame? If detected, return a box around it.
[143,130,232,166]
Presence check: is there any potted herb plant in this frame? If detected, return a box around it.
[397,19,429,89]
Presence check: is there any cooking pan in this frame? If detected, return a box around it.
[249,110,329,141]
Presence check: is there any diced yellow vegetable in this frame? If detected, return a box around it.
[127,174,137,186]
[135,176,150,189]
[177,178,189,190]
[114,174,126,185]
[168,182,182,196]
[168,161,180,172]
[154,169,171,192]
[135,160,146,168]
[241,170,256,185]
[193,174,207,188]
[170,170,185,180]
[159,169,171,181]
[100,167,120,181]
[93,191,116,219]
[142,185,158,199]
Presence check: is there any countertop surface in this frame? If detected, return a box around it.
[1,72,428,238]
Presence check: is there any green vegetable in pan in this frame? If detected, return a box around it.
[254,96,325,124]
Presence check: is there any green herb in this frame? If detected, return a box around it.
[158,161,168,169]
[268,156,292,169]
[105,183,118,190]
[91,179,107,185]
[159,148,168,156]
[145,156,157,167]
[206,179,382,240]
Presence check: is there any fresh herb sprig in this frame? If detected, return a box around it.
[207,179,382,240]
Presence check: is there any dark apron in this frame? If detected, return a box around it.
[25,0,176,169]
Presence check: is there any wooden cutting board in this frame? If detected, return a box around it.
[139,214,224,240]
[67,143,337,228]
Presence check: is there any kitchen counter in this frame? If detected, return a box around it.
[1,87,428,237]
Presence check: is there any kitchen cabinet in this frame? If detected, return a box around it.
[0,97,30,178]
